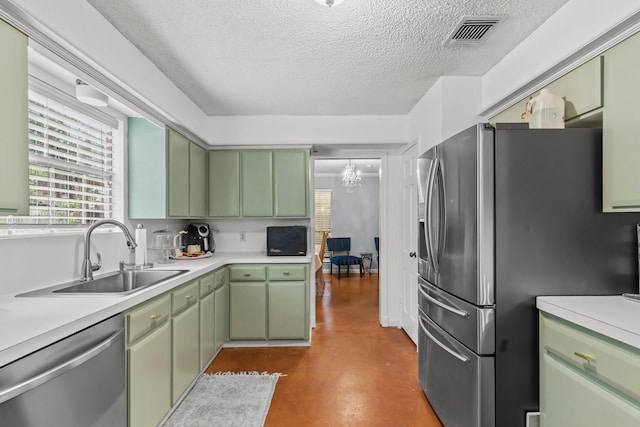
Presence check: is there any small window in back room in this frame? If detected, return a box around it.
[0,83,120,226]
[314,189,332,257]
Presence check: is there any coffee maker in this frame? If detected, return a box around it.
[184,223,215,253]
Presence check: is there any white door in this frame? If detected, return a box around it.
[400,143,419,344]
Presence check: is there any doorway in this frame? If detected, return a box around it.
[313,158,380,277]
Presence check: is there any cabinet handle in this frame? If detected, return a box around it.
[150,314,160,321]
[244,273,251,277]
[283,272,290,276]
[185,295,193,300]
[573,351,596,363]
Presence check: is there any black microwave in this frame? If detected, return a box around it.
[266,226,307,256]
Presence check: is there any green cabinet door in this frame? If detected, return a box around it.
[241,151,273,217]
[229,282,267,339]
[128,118,166,218]
[171,302,200,403]
[602,32,640,211]
[166,127,190,217]
[199,291,215,369]
[214,282,230,351]
[268,280,308,339]
[128,322,171,427]
[0,19,28,215]
[273,150,309,217]
[209,151,240,217]
[189,142,208,217]
[541,353,640,426]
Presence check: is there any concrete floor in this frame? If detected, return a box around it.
[206,272,443,426]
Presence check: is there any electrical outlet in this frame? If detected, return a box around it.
[240,231,246,242]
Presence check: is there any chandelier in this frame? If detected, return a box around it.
[342,160,362,192]
[314,0,346,7]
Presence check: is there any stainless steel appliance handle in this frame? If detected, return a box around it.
[419,315,469,363]
[436,158,447,267]
[418,284,469,318]
[425,158,438,273]
[0,328,124,403]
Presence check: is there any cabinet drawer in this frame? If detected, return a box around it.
[541,313,640,401]
[214,267,227,289]
[268,264,307,281]
[172,280,199,315]
[127,294,171,345]
[229,265,266,281]
[199,273,215,298]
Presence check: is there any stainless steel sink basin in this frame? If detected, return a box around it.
[18,269,188,297]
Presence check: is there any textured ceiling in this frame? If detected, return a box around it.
[86,0,568,116]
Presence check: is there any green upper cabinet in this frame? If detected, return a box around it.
[166,127,208,218]
[241,151,273,217]
[208,149,309,218]
[273,150,308,217]
[128,118,166,218]
[209,151,240,217]
[0,19,28,215]
[490,55,603,125]
[166,127,190,217]
[602,32,640,211]
[189,143,207,217]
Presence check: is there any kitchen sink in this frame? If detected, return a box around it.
[18,269,188,297]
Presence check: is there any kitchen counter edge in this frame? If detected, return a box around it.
[536,295,640,350]
[0,252,312,367]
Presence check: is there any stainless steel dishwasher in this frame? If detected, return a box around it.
[0,314,126,427]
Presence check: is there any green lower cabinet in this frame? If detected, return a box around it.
[214,282,230,351]
[171,281,200,403]
[199,291,215,369]
[268,280,308,339]
[230,281,267,339]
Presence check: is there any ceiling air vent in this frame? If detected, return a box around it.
[444,16,505,47]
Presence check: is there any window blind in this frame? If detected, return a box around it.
[3,90,115,225]
[314,189,332,251]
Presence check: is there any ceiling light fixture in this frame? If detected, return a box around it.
[342,160,362,192]
[75,79,108,107]
[314,0,346,7]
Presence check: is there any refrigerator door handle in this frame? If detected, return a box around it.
[425,158,437,273]
[418,284,469,318]
[436,158,447,268]
[419,314,469,363]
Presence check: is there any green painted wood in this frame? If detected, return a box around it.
[229,281,267,340]
[0,20,28,215]
[273,150,309,217]
[171,302,200,403]
[602,32,640,211]
[208,151,240,217]
[490,56,603,125]
[127,322,171,427]
[541,354,640,426]
[166,127,190,217]
[241,151,273,217]
[199,291,215,369]
[127,118,166,218]
[189,143,208,217]
[268,280,308,339]
[214,281,229,351]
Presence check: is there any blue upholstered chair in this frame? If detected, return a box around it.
[326,237,363,279]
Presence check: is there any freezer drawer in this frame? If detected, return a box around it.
[418,309,494,427]
[419,277,495,355]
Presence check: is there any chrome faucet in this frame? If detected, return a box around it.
[81,219,137,281]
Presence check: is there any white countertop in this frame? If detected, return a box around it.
[537,295,640,349]
[0,252,311,367]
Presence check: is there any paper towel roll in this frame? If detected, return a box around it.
[135,225,147,265]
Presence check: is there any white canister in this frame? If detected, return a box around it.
[526,89,565,129]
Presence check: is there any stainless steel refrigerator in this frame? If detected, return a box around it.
[416,123,639,427]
